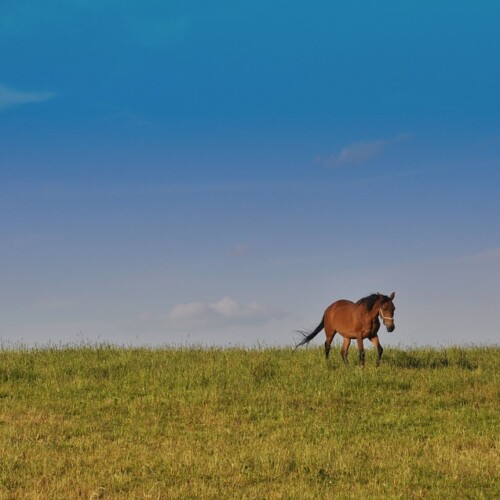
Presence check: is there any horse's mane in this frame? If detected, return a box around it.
[356,293,389,311]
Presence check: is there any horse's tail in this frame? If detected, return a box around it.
[294,316,325,351]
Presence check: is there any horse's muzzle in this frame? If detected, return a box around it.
[386,324,395,333]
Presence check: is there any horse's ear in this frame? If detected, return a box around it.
[389,292,395,300]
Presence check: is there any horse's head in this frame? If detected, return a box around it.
[379,292,396,332]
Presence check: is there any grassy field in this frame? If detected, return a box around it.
[0,345,498,498]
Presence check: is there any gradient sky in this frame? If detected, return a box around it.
[1,1,499,348]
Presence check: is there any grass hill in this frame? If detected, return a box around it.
[1,345,498,498]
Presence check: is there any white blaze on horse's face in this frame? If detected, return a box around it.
[379,301,396,332]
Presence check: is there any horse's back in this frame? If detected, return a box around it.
[324,299,356,335]
[326,299,355,313]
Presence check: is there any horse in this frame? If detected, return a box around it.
[294,292,396,367]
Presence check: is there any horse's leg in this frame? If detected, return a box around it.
[324,330,336,359]
[370,336,384,367]
[356,337,365,367]
[340,337,350,364]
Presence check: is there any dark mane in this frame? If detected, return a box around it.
[356,293,388,312]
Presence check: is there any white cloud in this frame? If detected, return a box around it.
[168,301,209,321]
[322,139,387,168]
[210,296,239,317]
[319,133,411,168]
[140,296,282,331]
[209,296,268,319]
[0,84,56,109]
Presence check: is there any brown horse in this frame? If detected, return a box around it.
[295,292,396,366]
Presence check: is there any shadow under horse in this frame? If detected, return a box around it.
[295,292,396,367]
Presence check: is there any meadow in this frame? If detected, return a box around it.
[0,345,498,498]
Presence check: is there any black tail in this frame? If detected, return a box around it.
[294,317,325,351]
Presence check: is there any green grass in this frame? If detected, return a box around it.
[0,345,498,498]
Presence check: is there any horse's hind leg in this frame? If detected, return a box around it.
[340,337,350,364]
[324,330,336,359]
[370,336,384,367]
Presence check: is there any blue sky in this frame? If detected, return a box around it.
[1,1,499,347]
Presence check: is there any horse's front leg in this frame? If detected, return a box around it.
[356,337,365,367]
[370,335,384,367]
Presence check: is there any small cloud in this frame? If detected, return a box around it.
[0,84,56,109]
[141,296,283,330]
[210,296,239,317]
[320,139,387,168]
[168,301,208,322]
[318,133,411,168]
[209,296,267,320]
